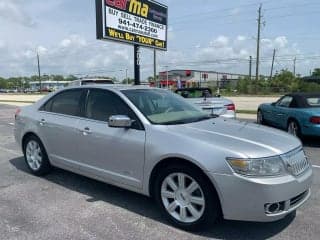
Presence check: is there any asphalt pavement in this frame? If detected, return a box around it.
[0,104,319,240]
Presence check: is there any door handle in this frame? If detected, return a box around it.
[39,119,46,126]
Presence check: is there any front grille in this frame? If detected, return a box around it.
[290,190,308,207]
[282,148,309,176]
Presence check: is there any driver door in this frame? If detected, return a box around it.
[273,96,293,128]
[76,89,146,189]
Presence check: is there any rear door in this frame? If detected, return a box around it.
[38,89,86,168]
[76,89,146,188]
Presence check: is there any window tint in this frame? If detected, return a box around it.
[289,97,299,108]
[86,89,135,122]
[277,96,293,108]
[40,98,53,112]
[50,90,83,116]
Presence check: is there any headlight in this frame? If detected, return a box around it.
[226,156,286,177]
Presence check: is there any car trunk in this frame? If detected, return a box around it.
[189,98,228,115]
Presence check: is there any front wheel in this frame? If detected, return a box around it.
[257,110,264,125]
[154,164,220,231]
[23,135,52,176]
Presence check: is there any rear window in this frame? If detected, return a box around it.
[306,97,320,107]
[176,89,212,98]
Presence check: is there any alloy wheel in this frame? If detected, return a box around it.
[25,140,43,171]
[161,173,205,223]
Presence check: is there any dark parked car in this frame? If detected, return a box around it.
[257,93,320,137]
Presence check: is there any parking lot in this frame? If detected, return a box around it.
[0,104,319,240]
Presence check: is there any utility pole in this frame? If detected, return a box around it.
[270,49,276,80]
[153,49,157,85]
[37,51,41,93]
[125,68,128,85]
[293,57,296,76]
[249,56,252,80]
[255,4,263,93]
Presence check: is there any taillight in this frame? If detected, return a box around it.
[15,108,21,119]
[226,104,235,111]
[310,116,320,124]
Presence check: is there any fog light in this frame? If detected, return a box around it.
[265,202,285,214]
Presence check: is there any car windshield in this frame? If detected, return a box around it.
[122,89,215,125]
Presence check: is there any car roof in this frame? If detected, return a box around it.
[64,84,157,92]
[289,92,320,98]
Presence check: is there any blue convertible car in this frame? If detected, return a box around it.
[257,93,320,137]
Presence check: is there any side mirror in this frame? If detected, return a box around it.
[108,115,133,128]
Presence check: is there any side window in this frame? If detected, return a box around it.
[289,97,299,108]
[86,89,140,125]
[40,99,53,112]
[50,90,84,116]
[277,96,293,108]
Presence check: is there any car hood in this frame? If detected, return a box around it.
[171,118,301,158]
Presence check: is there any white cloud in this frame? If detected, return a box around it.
[237,35,246,41]
[274,36,288,48]
[0,0,35,27]
[210,35,229,48]
[60,35,87,48]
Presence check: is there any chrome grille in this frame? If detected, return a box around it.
[282,148,309,176]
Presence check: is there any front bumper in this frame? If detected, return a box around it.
[208,167,312,222]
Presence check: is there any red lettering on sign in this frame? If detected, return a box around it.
[106,0,128,10]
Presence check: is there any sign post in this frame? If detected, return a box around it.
[96,0,168,85]
[134,44,140,85]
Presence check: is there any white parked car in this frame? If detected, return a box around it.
[68,78,114,87]
[175,88,236,118]
[14,86,311,231]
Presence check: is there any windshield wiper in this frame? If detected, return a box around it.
[162,114,219,125]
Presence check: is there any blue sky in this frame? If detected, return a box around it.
[0,0,319,80]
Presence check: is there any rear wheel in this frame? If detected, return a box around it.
[23,135,52,176]
[154,164,220,231]
[287,120,301,138]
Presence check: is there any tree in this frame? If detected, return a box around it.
[0,77,7,89]
[52,75,64,82]
[122,78,134,84]
[312,68,320,77]
[271,69,298,93]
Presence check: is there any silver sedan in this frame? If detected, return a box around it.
[14,86,312,231]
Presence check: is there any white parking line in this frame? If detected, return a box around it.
[313,165,320,169]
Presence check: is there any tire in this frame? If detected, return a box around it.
[257,110,264,125]
[23,135,52,176]
[154,164,220,231]
[287,120,302,138]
